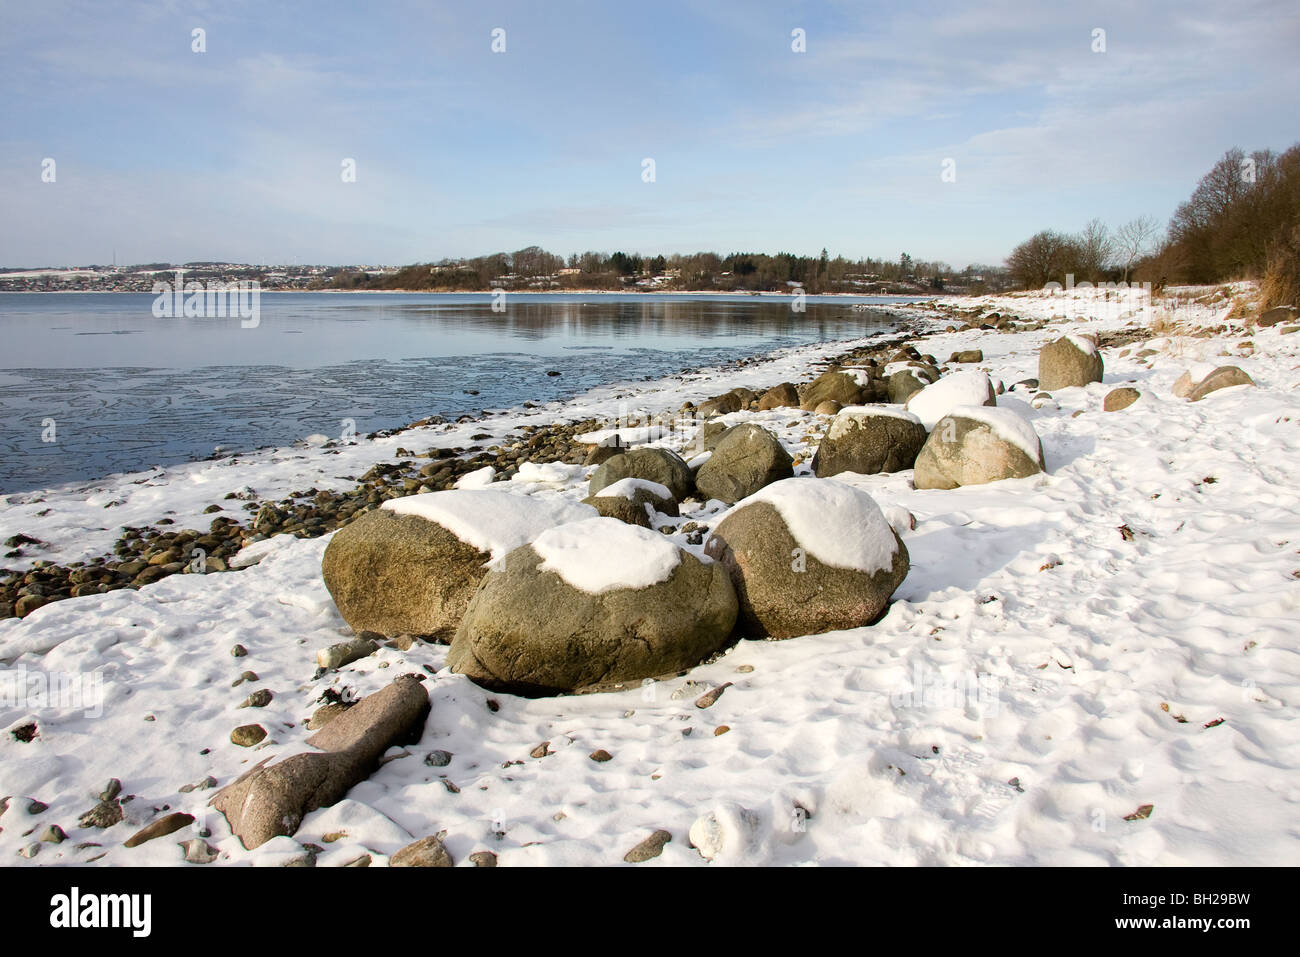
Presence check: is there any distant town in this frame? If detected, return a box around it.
[0,248,1012,296]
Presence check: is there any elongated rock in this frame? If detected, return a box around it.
[211,674,430,849]
[124,812,195,848]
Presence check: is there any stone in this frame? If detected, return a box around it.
[813,400,843,415]
[914,407,1046,489]
[588,448,695,502]
[887,370,927,404]
[590,749,614,763]
[210,674,431,849]
[469,850,498,867]
[78,800,124,830]
[424,749,453,767]
[905,371,997,429]
[812,408,928,477]
[703,478,909,640]
[799,370,864,411]
[124,812,195,848]
[317,635,379,670]
[1038,335,1104,391]
[449,519,737,695]
[696,391,744,419]
[1104,387,1141,412]
[1187,366,1256,402]
[689,804,763,863]
[695,424,794,504]
[307,702,350,731]
[624,829,673,863]
[757,383,800,410]
[581,495,652,528]
[951,350,983,363]
[389,834,454,867]
[238,689,274,709]
[1258,305,1297,327]
[179,838,219,864]
[231,724,267,747]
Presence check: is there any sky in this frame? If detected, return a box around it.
[1,0,1297,269]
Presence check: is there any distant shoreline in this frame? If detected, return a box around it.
[0,287,942,298]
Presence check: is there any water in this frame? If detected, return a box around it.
[0,292,918,493]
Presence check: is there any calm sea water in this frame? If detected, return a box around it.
[0,292,918,493]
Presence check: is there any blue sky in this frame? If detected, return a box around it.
[1,0,1297,268]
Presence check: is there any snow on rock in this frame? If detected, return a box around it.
[827,405,923,441]
[688,803,768,863]
[1064,334,1099,355]
[905,370,996,429]
[739,477,899,574]
[512,461,586,486]
[382,489,594,562]
[592,477,673,502]
[941,405,1044,463]
[531,517,682,593]
[454,465,496,489]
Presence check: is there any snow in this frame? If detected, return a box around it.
[1064,334,1099,356]
[381,489,595,563]
[512,462,587,486]
[591,477,673,503]
[883,361,936,380]
[828,406,923,440]
[454,465,496,489]
[939,405,1044,463]
[733,477,899,574]
[905,370,994,429]
[3,282,1300,867]
[531,517,682,593]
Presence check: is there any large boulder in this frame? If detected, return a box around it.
[812,407,927,476]
[211,674,430,849]
[799,371,864,411]
[887,370,928,404]
[695,424,794,504]
[913,406,1045,489]
[1038,335,1104,391]
[703,478,909,640]
[449,518,737,695]
[321,491,595,639]
[904,370,997,429]
[589,447,695,502]
[758,382,800,410]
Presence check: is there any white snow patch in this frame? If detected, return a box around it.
[454,465,496,489]
[735,477,899,573]
[382,489,595,562]
[512,461,586,486]
[531,517,682,593]
[829,406,923,440]
[1064,334,1098,356]
[905,371,995,429]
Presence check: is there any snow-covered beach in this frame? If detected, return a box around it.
[2,284,1298,866]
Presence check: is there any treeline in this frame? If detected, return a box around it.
[1006,142,1300,308]
[329,247,1012,294]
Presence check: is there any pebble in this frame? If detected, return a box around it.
[343,854,372,867]
[469,850,498,867]
[424,749,453,767]
[178,776,218,793]
[27,799,48,815]
[100,779,122,801]
[695,682,733,709]
[78,800,124,829]
[231,643,248,657]
[589,749,613,763]
[124,812,194,848]
[39,824,67,844]
[231,670,259,686]
[624,829,673,863]
[230,724,267,747]
[18,843,40,859]
[530,742,551,759]
[238,689,274,709]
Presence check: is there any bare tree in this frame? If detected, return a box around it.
[1116,216,1159,283]
[1077,218,1114,281]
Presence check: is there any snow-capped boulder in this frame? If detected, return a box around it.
[799,370,864,411]
[448,518,737,695]
[758,382,800,410]
[1183,365,1256,402]
[812,407,928,477]
[703,478,909,640]
[904,370,998,429]
[913,406,1045,490]
[583,477,679,527]
[321,490,595,639]
[211,674,430,850]
[1037,335,1104,391]
[695,424,794,504]
[1172,362,1220,398]
[588,447,695,502]
[1258,305,1297,327]
[697,390,744,419]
